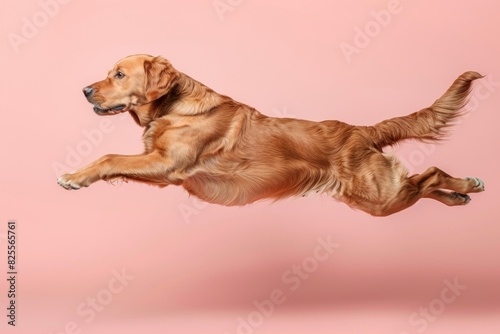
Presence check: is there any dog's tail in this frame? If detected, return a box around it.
[369,71,483,147]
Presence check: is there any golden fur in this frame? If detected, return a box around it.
[57,55,485,216]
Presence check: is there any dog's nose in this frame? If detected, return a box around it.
[82,86,94,97]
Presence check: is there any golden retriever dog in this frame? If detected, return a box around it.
[57,54,485,216]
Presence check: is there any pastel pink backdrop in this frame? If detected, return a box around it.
[0,0,499,333]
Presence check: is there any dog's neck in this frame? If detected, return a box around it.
[128,72,230,127]
[171,73,230,116]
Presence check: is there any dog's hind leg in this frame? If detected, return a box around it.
[347,165,484,216]
[376,167,484,215]
[424,190,471,206]
[407,167,485,195]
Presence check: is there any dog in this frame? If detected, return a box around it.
[57,54,485,216]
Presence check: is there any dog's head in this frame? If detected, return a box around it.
[82,54,178,116]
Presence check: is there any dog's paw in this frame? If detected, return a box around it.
[451,192,471,205]
[464,177,485,192]
[57,173,84,190]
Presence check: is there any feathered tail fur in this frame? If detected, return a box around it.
[370,71,484,147]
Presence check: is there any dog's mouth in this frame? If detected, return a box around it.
[93,104,128,115]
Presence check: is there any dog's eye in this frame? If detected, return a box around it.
[115,71,125,79]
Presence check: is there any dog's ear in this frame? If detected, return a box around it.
[143,56,178,101]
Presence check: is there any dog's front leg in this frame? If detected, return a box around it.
[57,153,170,190]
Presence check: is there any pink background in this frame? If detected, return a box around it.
[1,0,499,333]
